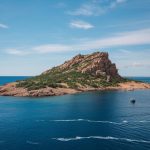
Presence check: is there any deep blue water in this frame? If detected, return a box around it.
[0,77,150,150]
[0,76,30,85]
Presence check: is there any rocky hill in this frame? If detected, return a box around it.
[43,52,121,80]
[0,51,150,97]
[17,52,123,90]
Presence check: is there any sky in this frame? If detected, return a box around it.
[0,0,150,76]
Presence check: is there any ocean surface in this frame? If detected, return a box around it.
[0,77,150,150]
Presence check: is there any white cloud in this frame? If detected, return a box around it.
[123,62,150,68]
[68,3,105,16]
[6,49,29,56]
[70,20,94,30]
[68,0,127,16]
[110,0,126,8]
[132,62,144,67]
[78,28,150,50]
[5,28,150,55]
[0,23,8,29]
[33,44,72,53]
[111,49,150,72]
[119,49,132,54]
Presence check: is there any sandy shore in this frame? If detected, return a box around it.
[0,81,150,97]
[107,81,150,90]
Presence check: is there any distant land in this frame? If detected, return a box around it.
[0,52,150,97]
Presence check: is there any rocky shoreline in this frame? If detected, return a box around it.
[0,81,150,97]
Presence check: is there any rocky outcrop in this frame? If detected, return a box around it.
[44,52,121,81]
[0,83,79,97]
[77,52,120,79]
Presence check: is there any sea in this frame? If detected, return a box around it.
[0,76,150,150]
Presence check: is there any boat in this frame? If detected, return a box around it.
[130,99,136,104]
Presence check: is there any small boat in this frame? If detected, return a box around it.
[130,99,136,104]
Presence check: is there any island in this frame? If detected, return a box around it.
[0,52,150,97]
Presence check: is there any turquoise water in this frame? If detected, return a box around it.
[0,77,150,150]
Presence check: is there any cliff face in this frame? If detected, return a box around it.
[43,52,121,81]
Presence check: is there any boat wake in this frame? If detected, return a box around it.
[135,120,150,123]
[52,136,150,143]
[50,119,124,125]
[44,119,150,124]
[36,119,150,126]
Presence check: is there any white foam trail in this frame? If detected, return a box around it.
[50,119,124,125]
[87,120,122,125]
[123,120,128,123]
[36,119,150,124]
[26,141,39,145]
[135,120,150,123]
[52,136,150,143]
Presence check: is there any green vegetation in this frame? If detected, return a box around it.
[16,67,126,91]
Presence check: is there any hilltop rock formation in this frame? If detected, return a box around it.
[0,51,150,97]
[43,52,121,81]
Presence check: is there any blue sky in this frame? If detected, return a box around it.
[0,0,150,76]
